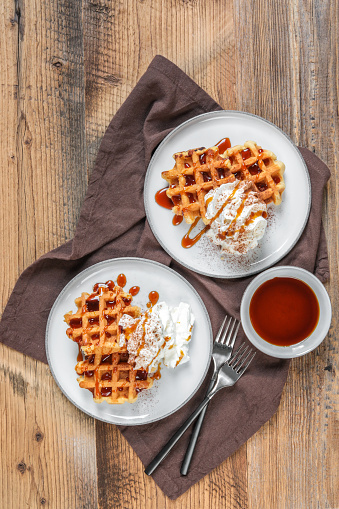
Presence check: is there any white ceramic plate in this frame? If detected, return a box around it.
[240,266,332,358]
[144,111,311,278]
[46,258,212,425]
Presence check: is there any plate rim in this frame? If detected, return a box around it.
[45,256,213,425]
[144,110,312,279]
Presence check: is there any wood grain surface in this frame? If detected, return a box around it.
[0,0,338,508]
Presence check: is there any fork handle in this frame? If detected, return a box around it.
[144,394,214,476]
[180,376,216,476]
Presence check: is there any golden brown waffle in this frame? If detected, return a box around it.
[75,351,153,404]
[162,145,232,224]
[64,285,140,353]
[65,283,153,404]
[224,141,285,206]
[161,141,285,224]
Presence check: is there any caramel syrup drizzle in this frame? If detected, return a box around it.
[182,182,240,248]
[218,210,267,239]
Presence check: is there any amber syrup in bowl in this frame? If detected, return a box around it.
[249,277,319,347]
[240,266,332,359]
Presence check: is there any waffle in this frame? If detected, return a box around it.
[64,283,153,404]
[162,145,232,224]
[75,351,153,404]
[162,141,285,224]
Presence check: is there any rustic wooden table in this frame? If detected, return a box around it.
[1,0,338,508]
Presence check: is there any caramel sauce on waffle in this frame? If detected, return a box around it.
[248,163,261,175]
[155,187,173,209]
[77,345,83,362]
[215,137,231,154]
[172,215,183,226]
[185,175,195,186]
[70,318,82,328]
[199,153,207,165]
[136,370,148,380]
[257,182,268,192]
[187,193,196,203]
[171,195,181,206]
[241,148,252,159]
[85,295,100,312]
[201,172,212,182]
[101,386,112,397]
[93,283,106,292]
[105,280,115,291]
[249,277,319,346]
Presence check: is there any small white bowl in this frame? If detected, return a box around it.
[240,266,332,358]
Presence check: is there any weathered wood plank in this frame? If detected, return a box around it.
[95,421,249,509]
[0,0,98,508]
[237,1,339,509]
[0,344,98,508]
[14,0,88,264]
[0,0,20,308]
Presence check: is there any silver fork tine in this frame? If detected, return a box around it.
[220,317,235,345]
[233,348,252,371]
[228,342,247,364]
[231,345,249,370]
[214,315,228,344]
[227,320,240,348]
[219,316,233,345]
[238,351,256,376]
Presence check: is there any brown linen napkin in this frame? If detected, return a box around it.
[0,56,330,499]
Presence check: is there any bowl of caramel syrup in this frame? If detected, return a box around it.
[241,266,332,358]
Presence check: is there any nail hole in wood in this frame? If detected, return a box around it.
[17,461,26,474]
[35,432,44,442]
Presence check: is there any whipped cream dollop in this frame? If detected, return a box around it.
[204,180,267,255]
[118,302,195,372]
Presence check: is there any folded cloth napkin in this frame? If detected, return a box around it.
[0,55,330,499]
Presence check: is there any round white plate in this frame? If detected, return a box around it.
[144,111,311,278]
[46,258,212,425]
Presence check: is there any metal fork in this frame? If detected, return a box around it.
[145,343,256,476]
[181,315,240,475]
